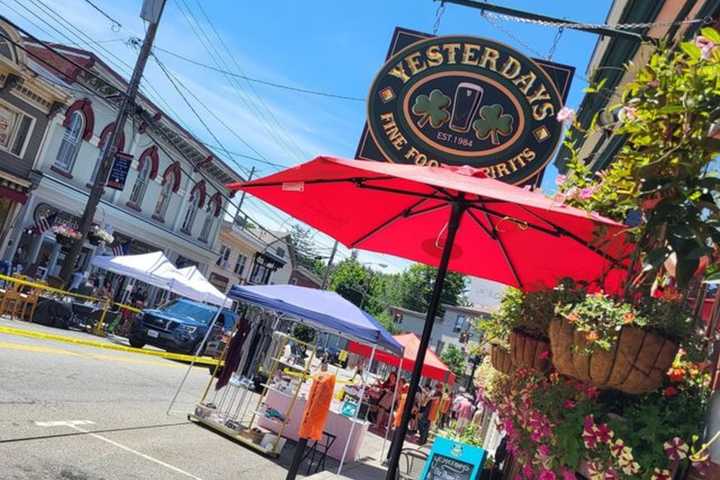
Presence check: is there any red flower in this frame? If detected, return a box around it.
[585,386,600,399]
[663,386,679,398]
[563,399,576,409]
[667,367,685,383]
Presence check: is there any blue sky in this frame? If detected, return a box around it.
[7,0,612,302]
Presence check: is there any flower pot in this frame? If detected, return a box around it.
[510,329,550,372]
[490,344,513,375]
[56,235,75,246]
[549,318,678,394]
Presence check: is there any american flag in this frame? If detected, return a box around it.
[34,212,57,235]
[111,242,127,256]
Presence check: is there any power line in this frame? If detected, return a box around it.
[154,46,365,102]
[81,0,122,31]
[174,0,307,164]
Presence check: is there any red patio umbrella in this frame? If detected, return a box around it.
[348,333,457,384]
[227,155,632,478]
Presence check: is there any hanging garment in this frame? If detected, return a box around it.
[215,315,251,390]
[298,372,336,441]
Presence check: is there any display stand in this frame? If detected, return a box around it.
[188,330,316,457]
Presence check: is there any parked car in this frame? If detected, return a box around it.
[129,298,237,357]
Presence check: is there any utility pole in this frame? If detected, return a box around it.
[59,0,166,284]
[320,240,338,289]
[233,166,254,228]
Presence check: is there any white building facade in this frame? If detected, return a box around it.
[1,42,241,280]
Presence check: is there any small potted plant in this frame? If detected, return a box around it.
[88,224,114,247]
[52,224,82,245]
[551,293,695,394]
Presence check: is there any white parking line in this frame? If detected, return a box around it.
[35,421,204,480]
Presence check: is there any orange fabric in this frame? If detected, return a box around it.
[428,398,441,423]
[440,394,451,414]
[393,392,407,429]
[298,372,336,441]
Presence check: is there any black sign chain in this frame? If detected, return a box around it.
[432,2,446,35]
[547,26,564,61]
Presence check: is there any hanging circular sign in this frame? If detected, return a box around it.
[367,35,564,184]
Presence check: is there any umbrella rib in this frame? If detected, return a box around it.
[238,175,396,188]
[468,205,561,237]
[483,209,524,289]
[517,205,625,267]
[348,198,430,249]
[356,183,448,200]
[466,209,496,240]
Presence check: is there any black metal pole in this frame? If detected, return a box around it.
[285,437,307,480]
[438,0,648,42]
[58,1,166,285]
[385,201,465,480]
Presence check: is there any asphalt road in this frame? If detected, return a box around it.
[0,317,306,480]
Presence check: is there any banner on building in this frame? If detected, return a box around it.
[106,152,133,191]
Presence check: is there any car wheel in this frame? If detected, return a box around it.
[129,336,145,349]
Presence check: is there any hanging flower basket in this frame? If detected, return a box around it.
[509,329,550,372]
[548,318,678,394]
[490,344,513,375]
[88,225,114,246]
[52,225,82,246]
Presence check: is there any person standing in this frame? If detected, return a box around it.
[385,383,409,463]
[456,394,474,432]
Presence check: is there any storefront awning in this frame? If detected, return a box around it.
[0,170,31,204]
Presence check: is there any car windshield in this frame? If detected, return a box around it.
[160,300,216,325]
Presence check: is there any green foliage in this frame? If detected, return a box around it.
[412,89,451,128]
[375,310,399,335]
[439,344,467,377]
[437,422,485,447]
[396,264,469,315]
[287,224,321,272]
[556,293,696,353]
[292,323,316,344]
[558,29,720,291]
[472,104,514,145]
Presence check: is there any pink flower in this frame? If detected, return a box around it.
[603,469,619,480]
[562,399,576,409]
[695,35,716,60]
[618,106,638,122]
[560,468,576,480]
[538,469,557,480]
[565,186,578,199]
[522,464,535,479]
[664,437,689,461]
[651,468,672,480]
[556,106,576,123]
[539,350,550,360]
[555,174,567,186]
[579,187,594,200]
[585,386,600,399]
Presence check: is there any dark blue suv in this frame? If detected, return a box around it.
[129,298,237,355]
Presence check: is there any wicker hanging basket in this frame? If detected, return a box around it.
[490,344,513,375]
[510,329,551,372]
[548,318,678,394]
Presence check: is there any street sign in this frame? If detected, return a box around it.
[357,28,575,186]
[106,152,133,191]
[420,436,486,480]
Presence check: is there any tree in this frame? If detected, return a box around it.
[329,258,380,312]
[396,264,468,314]
[287,224,324,276]
[376,310,399,335]
[440,344,467,377]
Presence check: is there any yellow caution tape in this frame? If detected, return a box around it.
[0,273,141,313]
[0,325,222,366]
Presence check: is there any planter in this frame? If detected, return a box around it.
[87,234,103,246]
[55,234,75,246]
[549,318,678,394]
[510,329,550,372]
[490,344,513,375]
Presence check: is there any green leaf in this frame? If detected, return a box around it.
[412,89,452,128]
[681,41,702,60]
[701,27,720,44]
[472,104,514,145]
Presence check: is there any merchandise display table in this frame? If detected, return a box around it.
[258,389,368,461]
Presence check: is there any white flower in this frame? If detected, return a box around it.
[556,106,576,124]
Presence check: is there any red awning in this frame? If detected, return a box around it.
[0,185,27,204]
[347,333,456,384]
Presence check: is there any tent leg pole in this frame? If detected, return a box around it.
[166,289,230,416]
[385,201,464,480]
[338,343,377,475]
[381,354,404,459]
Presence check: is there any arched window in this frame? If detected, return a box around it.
[54,110,84,172]
[181,190,201,234]
[199,193,221,243]
[129,156,151,206]
[153,167,178,221]
[91,123,125,184]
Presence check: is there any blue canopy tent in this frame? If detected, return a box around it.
[228,284,402,355]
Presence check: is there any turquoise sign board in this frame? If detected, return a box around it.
[420,436,486,480]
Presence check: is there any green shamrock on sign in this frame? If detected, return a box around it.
[472,104,514,145]
[412,89,451,128]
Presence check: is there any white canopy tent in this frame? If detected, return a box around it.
[91,252,230,307]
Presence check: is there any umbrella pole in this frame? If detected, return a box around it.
[385,201,464,480]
